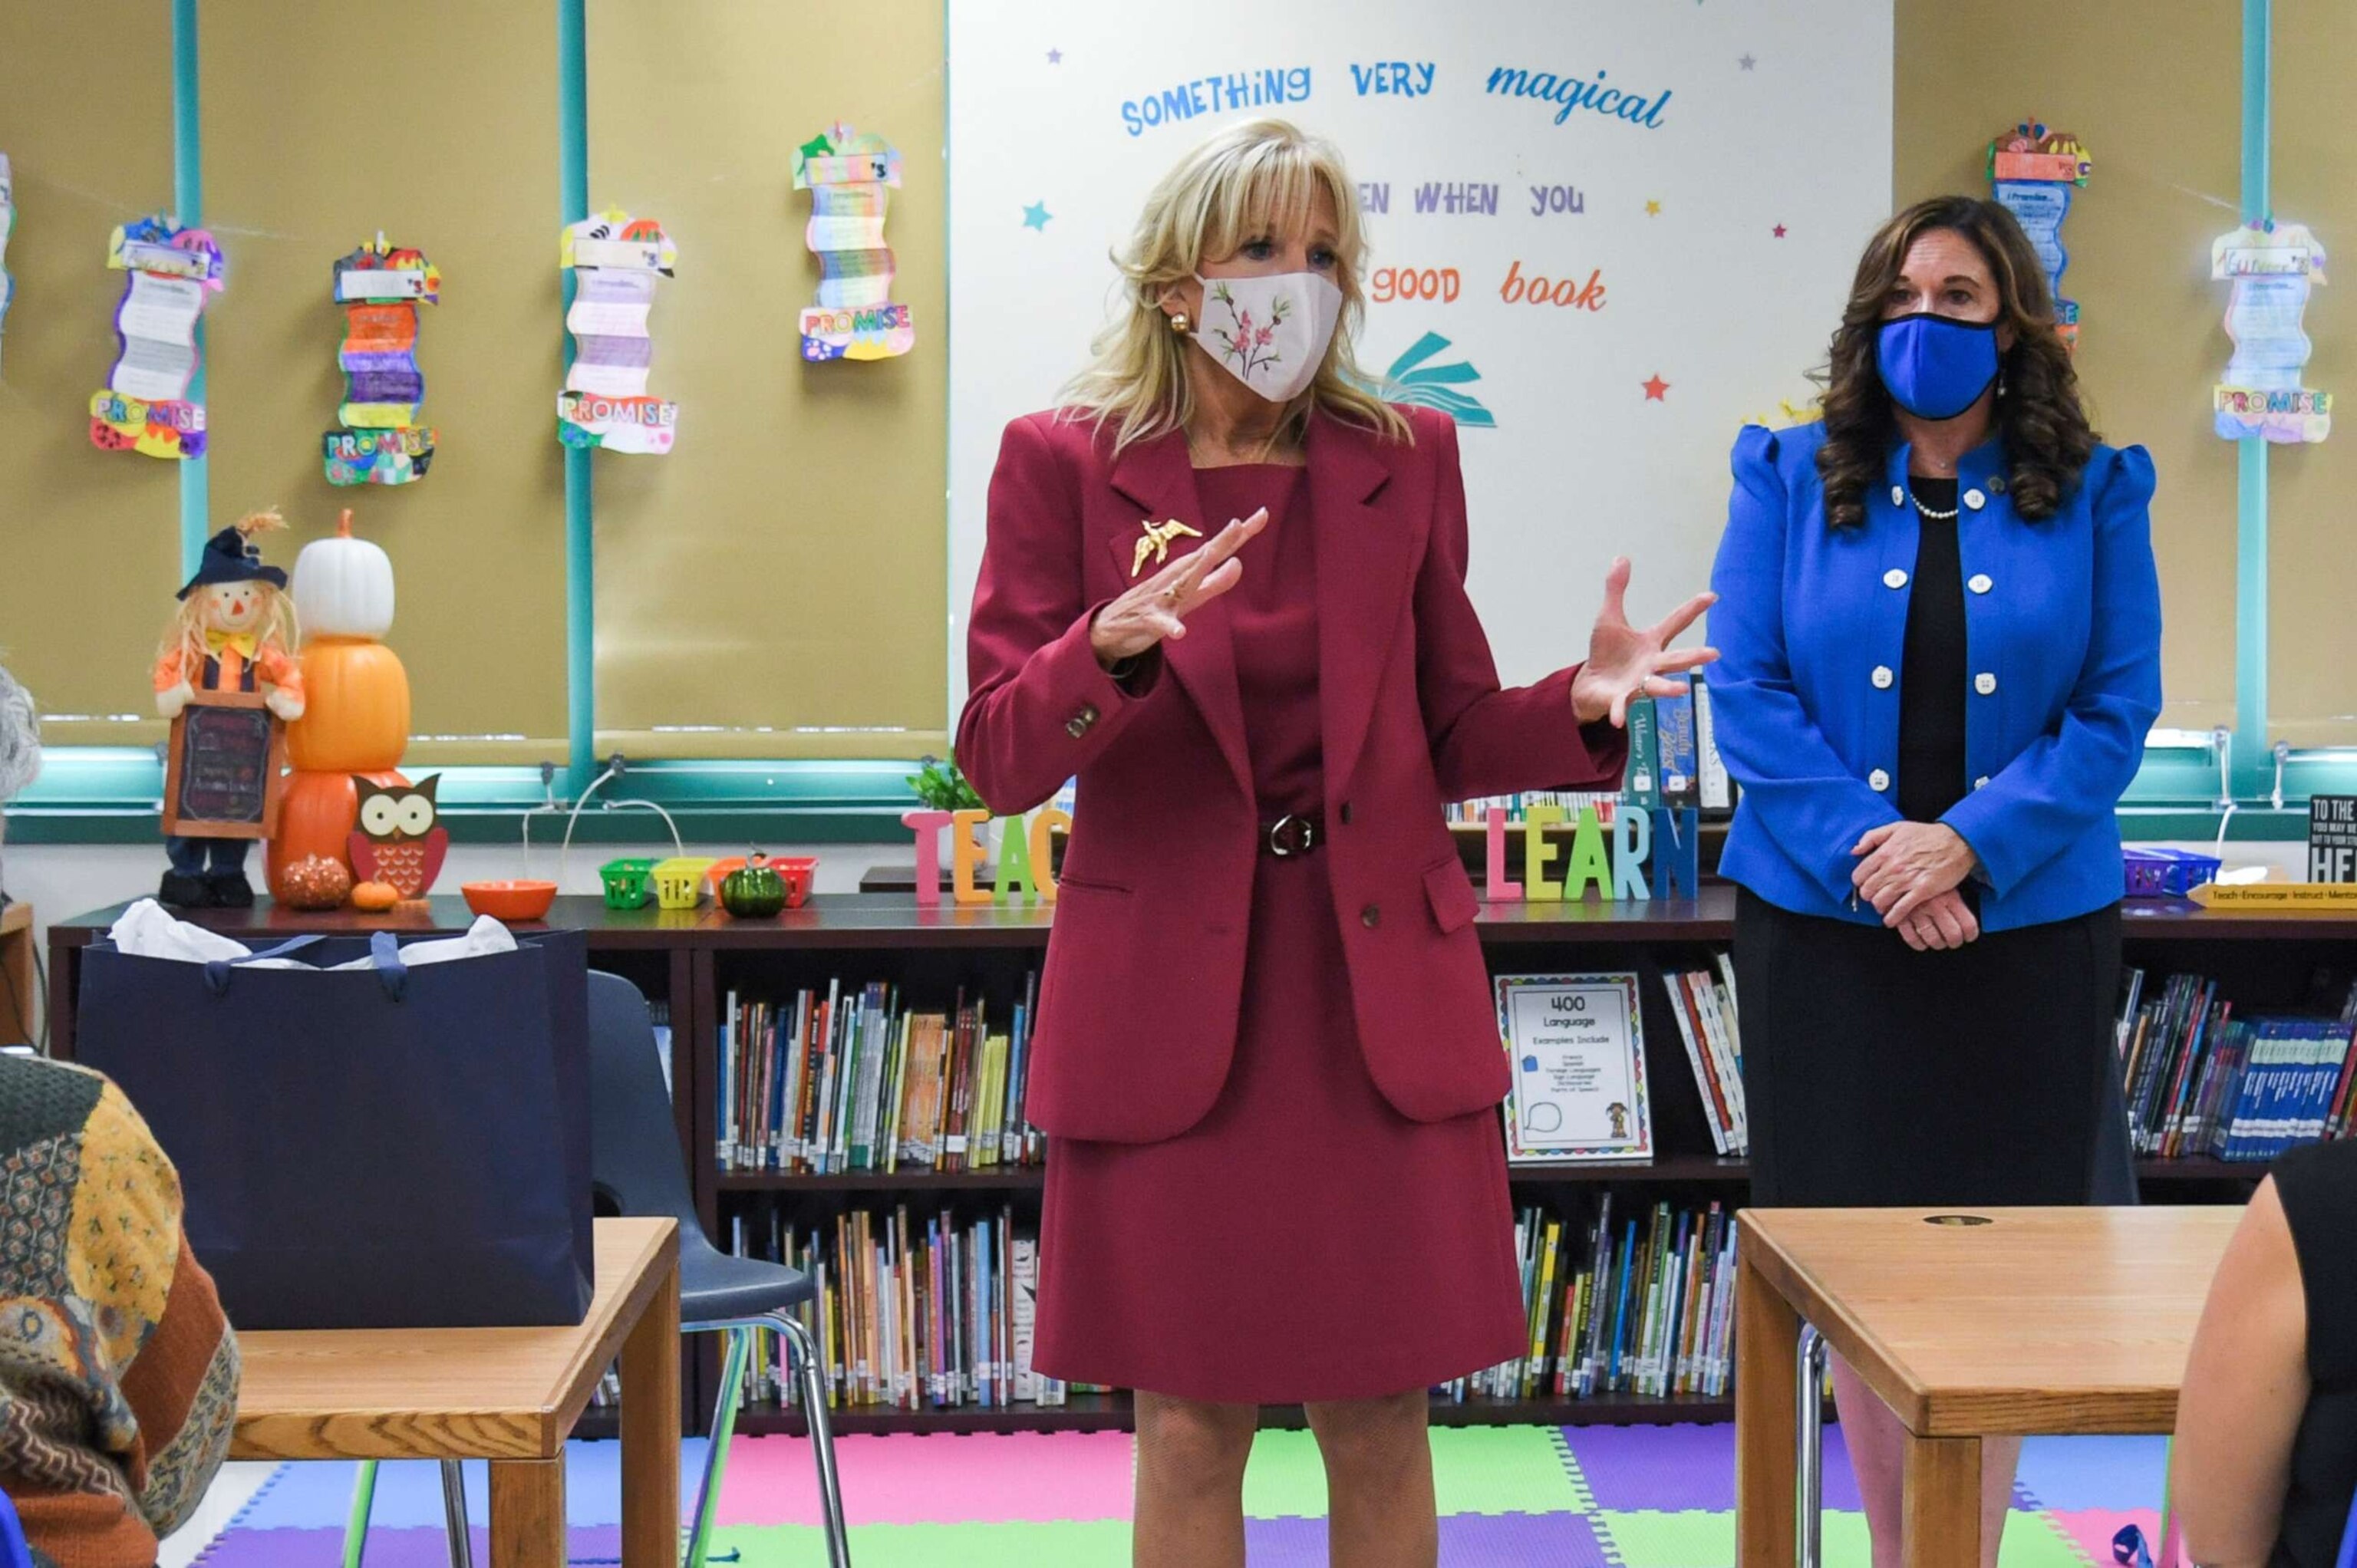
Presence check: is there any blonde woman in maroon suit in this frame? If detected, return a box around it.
[958,119,1715,1567]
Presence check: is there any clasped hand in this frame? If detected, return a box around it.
[1851,822,1980,950]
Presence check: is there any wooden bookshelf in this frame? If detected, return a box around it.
[45,885,2325,1438]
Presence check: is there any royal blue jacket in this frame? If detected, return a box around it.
[1707,421,2162,932]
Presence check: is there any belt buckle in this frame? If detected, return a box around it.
[1267,813,1314,857]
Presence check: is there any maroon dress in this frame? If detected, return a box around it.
[1033,463,1527,1404]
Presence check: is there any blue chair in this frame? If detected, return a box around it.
[343,972,850,1567]
[0,1491,31,1568]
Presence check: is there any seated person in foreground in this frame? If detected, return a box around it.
[0,1054,239,1567]
[2174,1139,2357,1568]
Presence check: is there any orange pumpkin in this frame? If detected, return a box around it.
[288,638,410,773]
[350,881,400,912]
[267,768,406,901]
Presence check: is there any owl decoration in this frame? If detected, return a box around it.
[348,773,448,898]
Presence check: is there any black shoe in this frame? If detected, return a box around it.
[206,873,255,910]
[158,871,214,909]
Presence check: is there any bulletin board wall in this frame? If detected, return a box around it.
[0,2,182,743]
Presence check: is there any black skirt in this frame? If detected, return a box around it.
[1736,888,2134,1207]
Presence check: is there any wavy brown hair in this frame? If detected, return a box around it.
[1815,196,2096,529]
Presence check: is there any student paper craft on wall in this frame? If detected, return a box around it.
[325,234,440,486]
[89,215,224,460]
[2214,219,2330,443]
[793,124,914,362]
[0,155,14,376]
[1987,121,2090,351]
[557,209,677,455]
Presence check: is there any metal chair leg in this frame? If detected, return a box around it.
[773,1313,849,1568]
[440,1460,474,1568]
[1797,1323,1828,1568]
[684,1328,753,1568]
[343,1459,381,1568]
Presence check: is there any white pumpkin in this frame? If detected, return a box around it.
[293,508,396,641]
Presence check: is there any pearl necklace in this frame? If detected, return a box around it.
[1909,489,1960,522]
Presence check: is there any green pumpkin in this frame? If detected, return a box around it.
[720,853,789,918]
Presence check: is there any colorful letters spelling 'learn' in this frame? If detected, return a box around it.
[558,209,679,454]
[325,234,440,486]
[89,215,224,460]
[794,123,915,362]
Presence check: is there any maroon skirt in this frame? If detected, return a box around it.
[1033,848,1526,1404]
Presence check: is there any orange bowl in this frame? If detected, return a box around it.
[460,879,558,922]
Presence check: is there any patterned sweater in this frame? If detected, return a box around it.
[0,1057,237,1568]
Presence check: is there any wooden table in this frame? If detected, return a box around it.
[1736,1207,2239,1568]
[0,901,32,1047]
[232,1217,681,1567]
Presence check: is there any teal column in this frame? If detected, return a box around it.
[558,0,595,788]
[2233,0,2271,799]
[171,0,206,578]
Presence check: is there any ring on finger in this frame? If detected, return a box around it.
[1162,582,1184,604]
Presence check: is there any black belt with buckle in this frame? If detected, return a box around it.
[1262,812,1324,857]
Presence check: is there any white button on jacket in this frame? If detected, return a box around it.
[1975,673,1998,696]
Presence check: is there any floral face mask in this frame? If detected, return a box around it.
[1192,270,1344,403]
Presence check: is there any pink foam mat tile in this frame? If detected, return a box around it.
[2045,1507,2163,1568]
[714,1429,1138,1527]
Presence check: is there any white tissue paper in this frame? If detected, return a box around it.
[106,900,518,968]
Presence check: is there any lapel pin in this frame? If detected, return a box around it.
[1131,516,1204,578]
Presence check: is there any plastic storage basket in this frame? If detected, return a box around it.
[598,858,658,910]
[651,857,717,911]
[2123,846,2220,898]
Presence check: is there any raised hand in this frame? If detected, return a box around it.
[1089,509,1269,667]
[1569,558,1719,726]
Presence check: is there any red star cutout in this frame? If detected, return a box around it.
[1772,223,1788,238]
[1642,374,1670,401]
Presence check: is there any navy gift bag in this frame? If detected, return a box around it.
[75,927,594,1329]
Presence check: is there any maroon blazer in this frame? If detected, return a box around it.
[957,404,1627,1144]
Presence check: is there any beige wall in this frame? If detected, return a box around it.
[1895,0,2241,736]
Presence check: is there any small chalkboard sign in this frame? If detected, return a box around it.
[163,690,285,839]
[2310,795,2357,883]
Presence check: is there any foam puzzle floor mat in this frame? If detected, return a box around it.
[189,1423,2171,1566]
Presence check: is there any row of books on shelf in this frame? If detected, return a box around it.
[727,1205,1105,1410]
[2118,967,2357,1162]
[1662,961,1748,1158]
[717,981,1045,1175]
[717,1197,1735,1413]
[1444,1197,1736,1402]
[1444,678,1734,827]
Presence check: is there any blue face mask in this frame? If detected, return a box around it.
[1875,312,2001,420]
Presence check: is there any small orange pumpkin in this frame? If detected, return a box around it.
[350,881,400,912]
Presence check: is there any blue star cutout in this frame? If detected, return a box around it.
[1047,47,1062,64]
[1739,52,1757,70]
[1022,201,1052,231]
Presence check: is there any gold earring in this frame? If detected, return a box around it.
[1169,311,1191,336]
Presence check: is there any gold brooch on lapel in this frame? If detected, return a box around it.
[1131,517,1203,578]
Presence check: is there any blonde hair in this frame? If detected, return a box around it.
[159,509,301,679]
[1060,119,1410,455]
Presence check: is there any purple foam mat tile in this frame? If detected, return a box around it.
[1441,1512,1619,1566]
[1561,1421,1862,1513]
[194,1526,623,1567]
[226,1440,707,1530]
[2013,1436,2170,1514]
[1245,1513,1614,1567]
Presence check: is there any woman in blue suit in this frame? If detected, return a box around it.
[1709,195,2161,1565]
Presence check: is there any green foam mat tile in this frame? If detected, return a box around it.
[1597,1510,1879,1568]
[1429,1425,1590,1516]
[1999,1510,2094,1568]
[1241,1428,1330,1519]
[707,1520,1132,1566]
